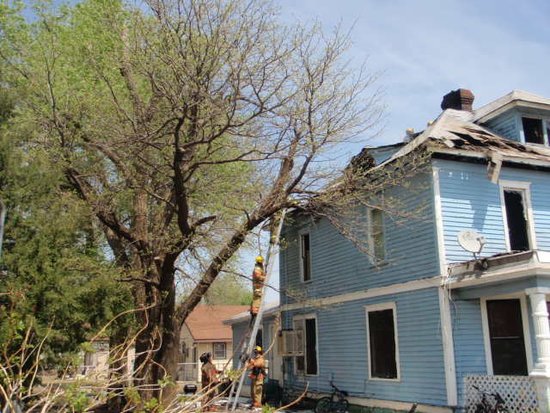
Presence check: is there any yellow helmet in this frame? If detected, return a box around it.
[255,346,262,352]
[255,256,264,264]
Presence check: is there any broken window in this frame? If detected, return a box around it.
[522,117,545,144]
[369,209,385,261]
[367,305,398,379]
[293,316,318,375]
[487,299,528,376]
[300,233,312,282]
[503,189,530,251]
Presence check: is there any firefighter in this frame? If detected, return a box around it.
[247,346,266,409]
[250,256,265,316]
[200,352,221,411]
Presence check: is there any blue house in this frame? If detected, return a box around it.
[276,89,550,412]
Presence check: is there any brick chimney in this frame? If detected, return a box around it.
[441,88,475,111]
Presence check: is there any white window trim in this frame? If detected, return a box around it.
[298,229,312,283]
[499,180,537,252]
[480,294,533,376]
[367,208,386,264]
[365,302,401,382]
[520,115,550,146]
[292,313,319,376]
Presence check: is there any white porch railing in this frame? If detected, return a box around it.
[465,375,539,412]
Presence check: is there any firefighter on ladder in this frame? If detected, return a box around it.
[250,256,265,316]
[247,346,266,409]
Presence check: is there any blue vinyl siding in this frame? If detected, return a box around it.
[436,159,506,263]
[520,169,550,251]
[483,111,519,141]
[284,288,447,406]
[451,298,487,407]
[436,159,550,263]
[231,322,249,370]
[280,172,439,303]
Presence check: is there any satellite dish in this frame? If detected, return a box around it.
[457,230,485,258]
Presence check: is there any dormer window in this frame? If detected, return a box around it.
[521,117,549,145]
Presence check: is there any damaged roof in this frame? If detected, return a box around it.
[373,108,550,171]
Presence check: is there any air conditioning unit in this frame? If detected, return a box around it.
[278,329,304,356]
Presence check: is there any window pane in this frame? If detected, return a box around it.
[296,355,305,372]
[301,234,311,281]
[504,190,529,251]
[305,318,318,375]
[213,342,226,359]
[522,117,544,144]
[487,299,528,375]
[294,320,305,373]
[371,209,385,260]
[368,309,397,379]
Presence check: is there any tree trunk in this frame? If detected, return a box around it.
[132,257,181,405]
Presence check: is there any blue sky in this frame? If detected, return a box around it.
[278,0,550,152]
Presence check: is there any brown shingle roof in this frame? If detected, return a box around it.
[185,305,248,342]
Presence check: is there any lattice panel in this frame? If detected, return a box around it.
[464,375,539,412]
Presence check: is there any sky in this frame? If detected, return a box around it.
[263,0,550,303]
[278,0,550,152]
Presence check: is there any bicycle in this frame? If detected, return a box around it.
[472,385,509,413]
[314,381,349,413]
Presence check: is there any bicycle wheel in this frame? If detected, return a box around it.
[315,397,332,413]
[474,404,486,413]
[334,400,349,413]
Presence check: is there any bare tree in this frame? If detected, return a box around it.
[0,0,383,402]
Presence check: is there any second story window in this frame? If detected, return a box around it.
[300,233,311,282]
[369,209,385,262]
[522,117,548,145]
[500,181,536,252]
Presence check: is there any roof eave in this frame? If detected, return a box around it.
[432,147,550,169]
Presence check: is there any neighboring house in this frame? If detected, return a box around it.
[80,337,110,379]
[278,90,550,412]
[78,337,136,380]
[179,304,247,382]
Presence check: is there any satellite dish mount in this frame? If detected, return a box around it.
[457,230,486,260]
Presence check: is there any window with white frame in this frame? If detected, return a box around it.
[366,303,399,380]
[213,342,226,359]
[521,117,550,146]
[485,299,528,376]
[500,181,536,252]
[293,315,318,375]
[368,208,385,262]
[300,232,312,282]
